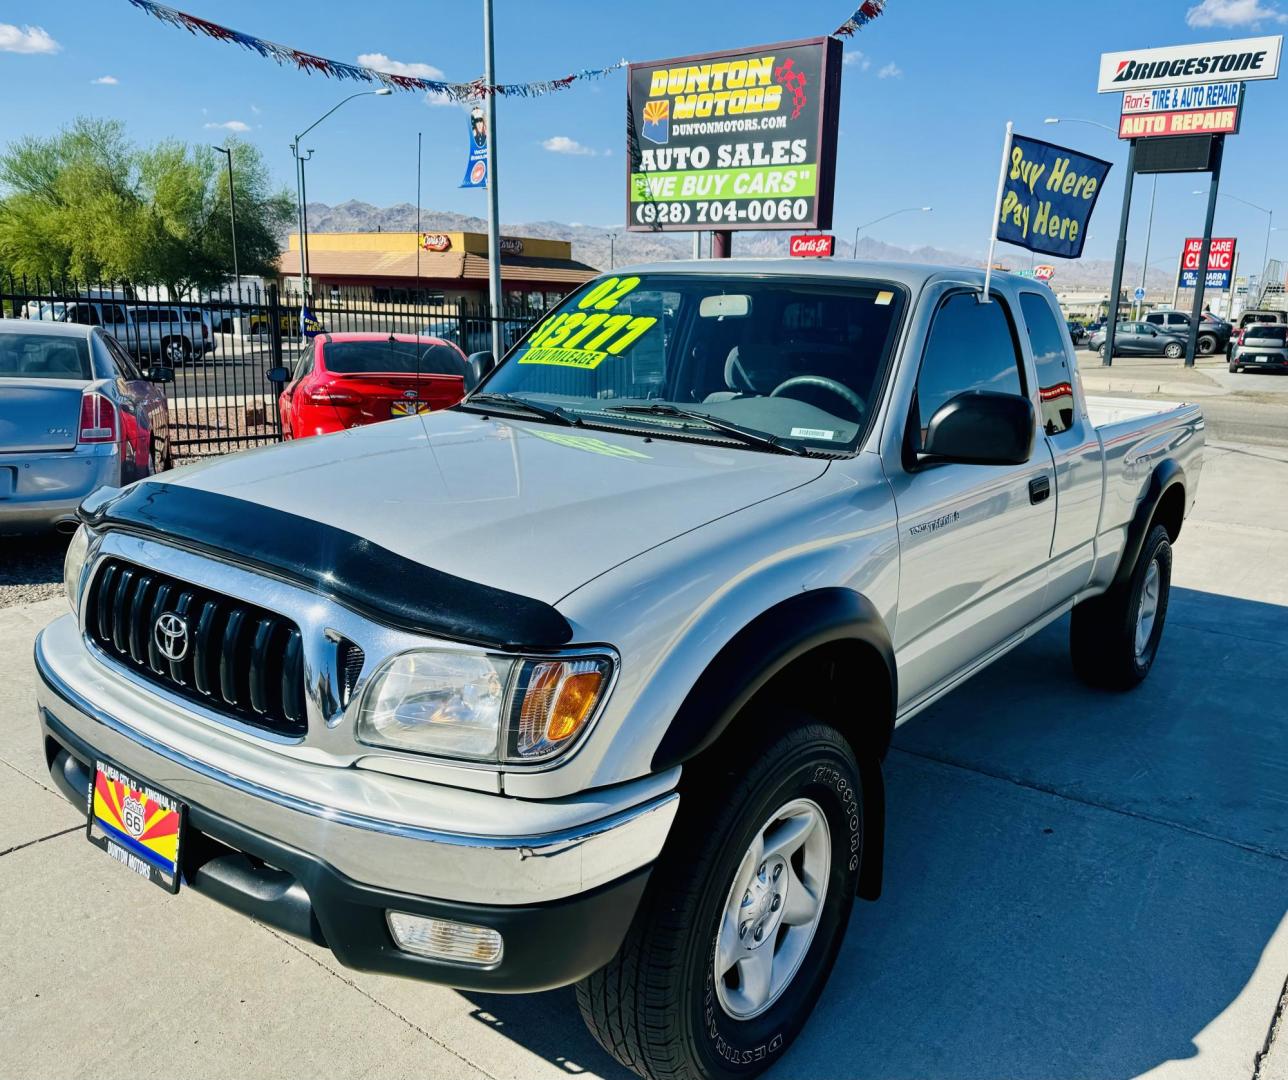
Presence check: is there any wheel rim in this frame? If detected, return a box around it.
[166,341,183,364]
[713,797,830,1021]
[1166,345,1182,358]
[1135,558,1161,658]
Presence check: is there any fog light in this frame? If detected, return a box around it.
[386,911,503,966]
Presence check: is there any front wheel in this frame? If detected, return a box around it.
[1098,344,1109,361]
[1197,335,1217,356]
[1164,341,1184,360]
[578,719,863,1080]
[1071,523,1173,690]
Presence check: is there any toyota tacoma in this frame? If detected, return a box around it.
[36,261,1203,1079]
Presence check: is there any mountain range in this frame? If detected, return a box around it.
[297,200,1176,292]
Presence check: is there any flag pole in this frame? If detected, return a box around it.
[982,120,1013,304]
[482,0,503,358]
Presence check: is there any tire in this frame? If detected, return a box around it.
[1098,344,1108,361]
[1163,341,1184,360]
[161,336,191,367]
[1229,361,1240,373]
[577,718,863,1080]
[1197,335,1216,356]
[1070,523,1172,690]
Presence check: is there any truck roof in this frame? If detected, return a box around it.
[610,258,1024,291]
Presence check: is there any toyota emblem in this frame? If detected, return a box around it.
[154,612,190,662]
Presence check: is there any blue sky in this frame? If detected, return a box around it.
[2,0,1287,272]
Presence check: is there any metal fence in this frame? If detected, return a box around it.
[2,276,553,461]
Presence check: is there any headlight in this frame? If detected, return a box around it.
[356,649,613,764]
[63,525,91,617]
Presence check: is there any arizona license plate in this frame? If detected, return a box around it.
[86,759,185,893]
[391,401,431,416]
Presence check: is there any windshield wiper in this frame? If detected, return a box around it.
[458,392,580,427]
[603,403,807,456]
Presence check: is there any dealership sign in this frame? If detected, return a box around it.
[1098,36,1282,93]
[789,234,834,256]
[1178,236,1236,289]
[627,37,842,232]
[1118,80,1242,139]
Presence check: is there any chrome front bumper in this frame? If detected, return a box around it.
[35,615,679,906]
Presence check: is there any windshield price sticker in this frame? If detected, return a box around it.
[627,38,841,233]
[519,277,659,369]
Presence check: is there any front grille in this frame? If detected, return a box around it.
[85,558,308,738]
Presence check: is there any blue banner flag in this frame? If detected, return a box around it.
[300,304,324,338]
[460,106,488,189]
[996,134,1112,260]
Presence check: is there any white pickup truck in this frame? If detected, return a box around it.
[37,261,1202,1080]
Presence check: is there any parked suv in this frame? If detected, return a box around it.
[1144,309,1231,356]
[1230,322,1288,372]
[53,300,211,367]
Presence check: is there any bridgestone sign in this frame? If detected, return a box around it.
[626,37,842,232]
[1098,36,1282,93]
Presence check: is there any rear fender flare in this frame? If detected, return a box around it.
[1112,458,1185,590]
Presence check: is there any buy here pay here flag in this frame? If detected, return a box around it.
[996,134,1113,259]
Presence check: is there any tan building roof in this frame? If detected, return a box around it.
[275,229,598,286]
[276,249,597,286]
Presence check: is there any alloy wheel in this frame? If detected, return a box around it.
[713,797,831,1021]
[1135,557,1161,658]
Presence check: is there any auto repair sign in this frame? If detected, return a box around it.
[1179,236,1236,289]
[1118,81,1242,139]
[627,37,842,232]
[1098,36,1281,93]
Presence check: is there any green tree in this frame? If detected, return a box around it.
[0,117,293,295]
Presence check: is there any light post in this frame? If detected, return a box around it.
[211,145,240,299]
[1195,189,1274,307]
[291,89,392,307]
[609,232,617,269]
[852,206,931,256]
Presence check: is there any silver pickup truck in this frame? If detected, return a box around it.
[36,261,1202,1080]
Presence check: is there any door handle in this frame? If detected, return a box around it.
[1029,475,1051,505]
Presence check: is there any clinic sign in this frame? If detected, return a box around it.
[1179,236,1236,289]
[626,37,842,232]
[1098,36,1282,93]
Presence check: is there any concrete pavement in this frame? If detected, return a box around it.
[1,439,1286,1079]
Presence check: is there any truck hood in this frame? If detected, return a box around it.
[164,410,829,603]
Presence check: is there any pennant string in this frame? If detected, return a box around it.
[125,0,887,99]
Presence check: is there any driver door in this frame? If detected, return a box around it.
[885,287,1057,711]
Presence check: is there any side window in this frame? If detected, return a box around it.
[911,292,1025,451]
[292,344,314,381]
[1020,293,1076,436]
[108,337,142,379]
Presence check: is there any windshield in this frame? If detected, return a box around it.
[477,273,905,453]
[0,332,92,379]
[323,339,466,377]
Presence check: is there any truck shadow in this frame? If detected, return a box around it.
[461,587,1288,1079]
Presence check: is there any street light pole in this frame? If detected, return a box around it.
[852,206,932,256]
[482,0,503,358]
[1192,189,1274,307]
[609,233,617,269]
[212,145,240,299]
[291,89,391,313]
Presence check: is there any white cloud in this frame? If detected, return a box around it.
[424,92,468,109]
[542,135,599,156]
[357,52,444,79]
[91,75,118,85]
[205,120,250,133]
[250,103,262,115]
[877,62,903,79]
[843,50,872,71]
[0,23,59,54]
[1186,0,1287,24]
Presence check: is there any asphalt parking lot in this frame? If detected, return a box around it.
[1,435,1286,1079]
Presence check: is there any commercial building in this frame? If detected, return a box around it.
[276,231,598,307]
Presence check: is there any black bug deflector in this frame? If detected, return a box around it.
[79,482,573,651]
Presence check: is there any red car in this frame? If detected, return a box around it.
[272,333,468,440]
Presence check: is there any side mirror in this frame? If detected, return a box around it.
[920,391,1035,467]
[466,351,495,390]
[265,366,290,385]
[147,366,175,383]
